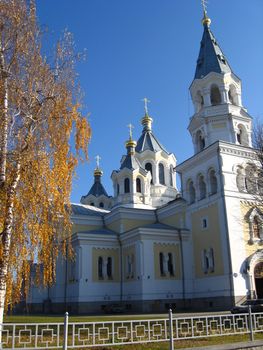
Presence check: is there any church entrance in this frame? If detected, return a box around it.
[254,262,263,299]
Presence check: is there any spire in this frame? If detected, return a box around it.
[120,124,141,170]
[136,99,168,154]
[86,156,108,197]
[194,3,232,79]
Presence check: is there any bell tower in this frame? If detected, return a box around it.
[188,8,252,154]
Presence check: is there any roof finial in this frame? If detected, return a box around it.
[95,155,101,169]
[127,123,134,140]
[94,155,103,177]
[142,97,150,115]
[201,0,211,27]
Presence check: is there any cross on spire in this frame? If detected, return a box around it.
[95,155,101,169]
[201,0,208,15]
[127,123,134,139]
[142,97,150,115]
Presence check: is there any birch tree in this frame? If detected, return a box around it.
[0,0,90,323]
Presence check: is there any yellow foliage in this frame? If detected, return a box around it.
[0,0,91,310]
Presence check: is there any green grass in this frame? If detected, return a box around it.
[4,314,167,323]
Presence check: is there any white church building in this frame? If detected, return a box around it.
[28,10,263,314]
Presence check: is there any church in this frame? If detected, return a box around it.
[29,8,263,314]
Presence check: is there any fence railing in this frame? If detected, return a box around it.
[1,309,263,349]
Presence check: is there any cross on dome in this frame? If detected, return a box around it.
[95,155,101,169]
[127,123,134,139]
[142,97,150,115]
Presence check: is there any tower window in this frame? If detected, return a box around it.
[188,180,196,204]
[107,257,112,279]
[136,178,142,193]
[198,175,206,200]
[168,253,174,276]
[159,163,165,185]
[196,130,205,152]
[210,85,221,105]
[159,252,165,276]
[117,184,120,195]
[145,163,153,184]
[124,178,130,193]
[98,256,103,279]
[209,169,217,195]
[99,202,104,208]
[170,165,173,187]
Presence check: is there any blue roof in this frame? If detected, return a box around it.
[120,154,142,171]
[87,180,108,197]
[136,131,169,154]
[71,203,108,216]
[194,24,232,79]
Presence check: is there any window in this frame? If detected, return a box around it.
[145,163,153,184]
[136,178,142,193]
[228,85,238,105]
[107,257,112,279]
[248,208,263,243]
[159,163,165,185]
[188,180,196,204]
[117,184,120,195]
[202,248,214,274]
[195,91,204,112]
[253,217,260,239]
[124,178,130,193]
[245,165,258,194]
[209,169,217,195]
[90,202,95,206]
[168,253,174,276]
[159,252,165,276]
[196,130,205,152]
[202,218,208,229]
[236,166,246,192]
[210,85,221,105]
[170,165,173,187]
[99,202,104,208]
[236,124,248,146]
[198,175,206,200]
[98,257,103,279]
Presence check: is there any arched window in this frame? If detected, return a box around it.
[253,217,260,239]
[124,178,130,193]
[209,169,217,195]
[210,85,221,105]
[98,257,103,279]
[195,91,204,112]
[117,184,120,195]
[168,253,174,276]
[159,252,165,276]
[136,178,142,193]
[99,202,104,208]
[196,130,205,152]
[188,180,196,204]
[159,163,165,185]
[90,202,95,206]
[145,163,153,184]
[236,166,246,192]
[245,165,257,194]
[107,257,112,278]
[199,175,206,200]
[170,165,173,187]
[236,124,248,146]
[228,85,238,105]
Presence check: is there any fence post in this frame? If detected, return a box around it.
[248,305,254,342]
[63,312,69,350]
[169,309,174,350]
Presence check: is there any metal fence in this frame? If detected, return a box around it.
[1,309,263,349]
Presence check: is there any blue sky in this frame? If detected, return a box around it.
[36,0,263,203]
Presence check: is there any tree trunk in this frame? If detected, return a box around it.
[0,162,21,344]
[0,44,9,188]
